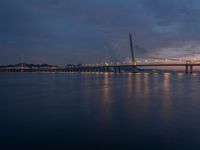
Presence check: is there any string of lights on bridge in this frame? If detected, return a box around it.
[81,58,200,67]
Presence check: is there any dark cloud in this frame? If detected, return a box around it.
[1,0,200,65]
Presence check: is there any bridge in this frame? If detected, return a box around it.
[0,60,197,74]
[63,33,197,74]
[0,61,198,74]
[0,33,198,74]
[64,62,195,74]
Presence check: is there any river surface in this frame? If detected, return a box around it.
[1,72,200,150]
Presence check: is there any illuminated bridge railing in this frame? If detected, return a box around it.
[81,59,200,67]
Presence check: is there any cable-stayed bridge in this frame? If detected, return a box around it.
[0,59,198,74]
[0,33,199,74]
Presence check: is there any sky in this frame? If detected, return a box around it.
[1,0,200,65]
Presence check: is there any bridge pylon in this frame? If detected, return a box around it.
[129,33,137,67]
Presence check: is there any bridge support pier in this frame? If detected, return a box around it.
[185,65,189,74]
[185,64,193,74]
[190,65,193,74]
[106,66,109,72]
[118,66,121,73]
[114,66,117,73]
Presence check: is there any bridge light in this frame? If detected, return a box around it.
[105,62,109,66]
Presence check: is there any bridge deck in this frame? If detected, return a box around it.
[79,63,200,68]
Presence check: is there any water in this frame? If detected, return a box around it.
[1,72,200,150]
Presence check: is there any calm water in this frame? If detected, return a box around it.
[1,72,200,150]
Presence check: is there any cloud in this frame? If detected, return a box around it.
[1,0,200,65]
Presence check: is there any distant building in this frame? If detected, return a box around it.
[65,64,76,68]
[77,64,83,67]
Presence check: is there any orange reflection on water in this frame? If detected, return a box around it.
[163,73,171,100]
[161,73,172,124]
[101,73,112,125]
[102,73,110,102]
[127,73,133,98]
[143,73,150,98]
[134,73,142,98]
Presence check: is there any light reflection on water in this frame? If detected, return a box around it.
[1,72,200,149]
[101,73,112,126]
[162,73,172,125]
